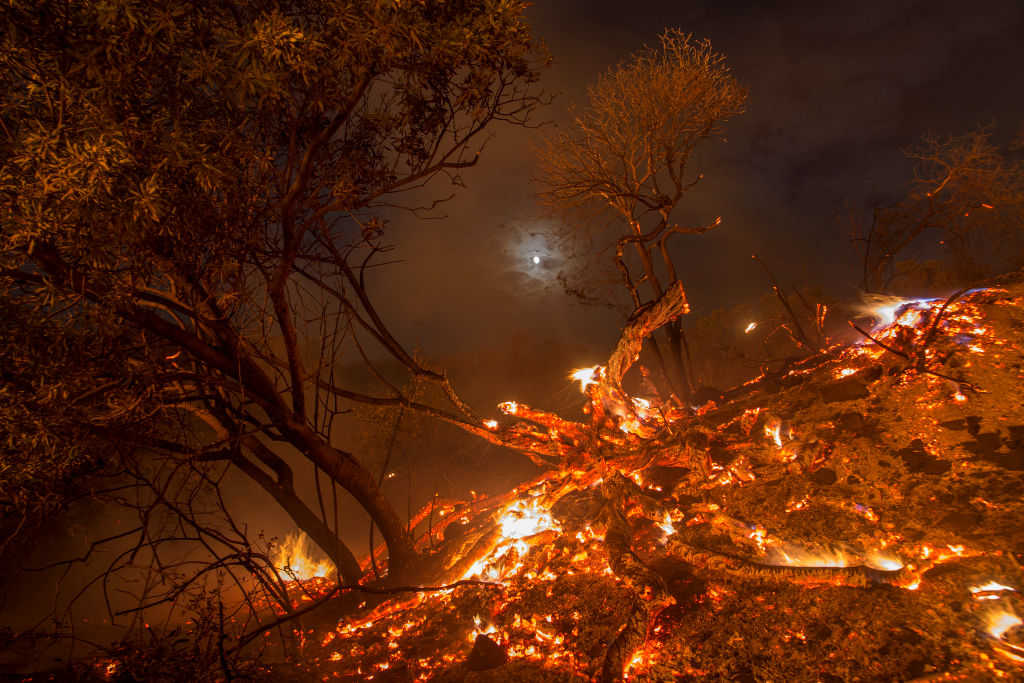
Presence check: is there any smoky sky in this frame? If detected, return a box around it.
[369,0,1024,371]
[10,2,1024,621]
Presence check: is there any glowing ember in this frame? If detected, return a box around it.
[865,552,904,571]
[273,532,331,581]
[744,321,757,334]
[970,581,1016,600]
[986,610,1023,640]
[498,400,520,415]
[483,418,499,430]
[499,498,558,539]
[764,420,783,447]
[857,293,936,330]
[658,512,676,539]
[570,365,603,392]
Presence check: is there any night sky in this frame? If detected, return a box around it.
[374,0,1024,368]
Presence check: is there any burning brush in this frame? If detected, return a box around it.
[263,282,1024,681]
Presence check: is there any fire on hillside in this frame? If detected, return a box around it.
[100,279,1024,681]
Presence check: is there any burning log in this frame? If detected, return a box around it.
[606,280,690,390]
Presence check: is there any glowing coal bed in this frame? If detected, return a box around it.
[101,283,1024,681]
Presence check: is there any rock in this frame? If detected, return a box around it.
[809,468,837,485]
[897,439,951,474]
[466,634,507,671]
[818,377,869,403]
[835,411,865,433]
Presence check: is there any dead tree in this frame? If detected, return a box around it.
[539,30,747,401]
[855,126,1024,292]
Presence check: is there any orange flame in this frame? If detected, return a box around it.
[570,365,603,392]
[273,532,332,582]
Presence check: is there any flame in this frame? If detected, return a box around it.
[498,401,519,415]
[764,420,783,448]
[768,545,850,567]
[865,552,904,571]
[765,543,902,571]
[469,614,499,643]
[658,512,675,539]
[273,532,332,582]
[987,610,1023,640]
[462,497,560,581]
[744,321,757,334]
[499,498,557,539]
[971,581,1016,600]
[570,365,603,392]
[855,293,936,330]
[483,418,499,430]
[971,581,1016,593]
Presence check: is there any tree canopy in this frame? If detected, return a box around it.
[1,0,544,585]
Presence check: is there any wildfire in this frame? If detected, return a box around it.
[570,365,603,392]
[273,532,332,582]
[971,581,1016,598]
[857,293,936,330]
[986,610,1022,640]
[462,497,560,582]
[764,419,785,447]
[302,284,1024,680]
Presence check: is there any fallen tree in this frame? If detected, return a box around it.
[219,273,1024,682]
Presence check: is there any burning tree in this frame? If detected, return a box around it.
[200,273,1024,682]
[538,30,747,402]
[4,5,1024,680]
[0,0,545,594]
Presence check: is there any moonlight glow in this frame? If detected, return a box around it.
[504,222,564,290]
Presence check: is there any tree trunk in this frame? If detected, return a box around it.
[287,423,419,582]
[627,221,691,401]
[231,454,364,584]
